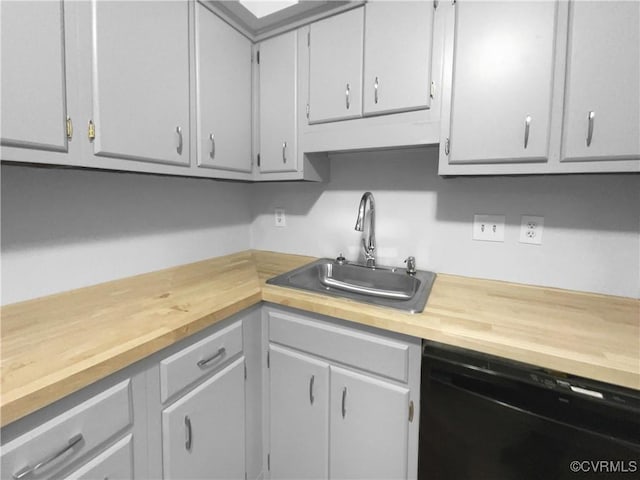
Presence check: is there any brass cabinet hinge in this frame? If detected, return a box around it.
[66,116,73,140]
[88,120,96,141]
[430,81,436,100]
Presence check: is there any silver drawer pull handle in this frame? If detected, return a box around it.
[176,126,183,154]
[282,141,287,163]
[374,77,379,104]
[586,111,595,147]
[185,415,192,451]
[197,347,226,368]
[524,115,531,149]
[13,434,83,480]
[345,83,350,110]
[341,387,347,418]
[309,375,315,405]
[209,133,216,159]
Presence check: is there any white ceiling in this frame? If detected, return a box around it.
[209,1,359,40]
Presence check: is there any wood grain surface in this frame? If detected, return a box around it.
[2,249,638,427]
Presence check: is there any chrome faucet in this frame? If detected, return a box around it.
[354,192,376,267]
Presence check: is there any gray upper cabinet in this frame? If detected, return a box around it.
[258,30,299,174]
[446,1,557,164]
[308,7,364,124]
[195,2,252,174]
[89,0,190,166]
[362,1,434,116]
[1,0,68,152]
[561,1,640,163]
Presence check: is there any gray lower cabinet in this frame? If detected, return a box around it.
[162,358,246,480]
[62,434,134,480]
[0,378,138,480]
[269,345,330,479]
[1,305,420,480]
[330,367,410,480]
[265,306,421,480]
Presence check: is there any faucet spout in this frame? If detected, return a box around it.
[354,192,376,267]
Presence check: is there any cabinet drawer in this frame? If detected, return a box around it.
[63,434,133,480]
[1,380,132,480]
[268,310,410,382]
[160,320,243,402]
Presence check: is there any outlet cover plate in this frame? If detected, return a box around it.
[274,208,286,227]
[519,215,544,245]
[472,214,505,242]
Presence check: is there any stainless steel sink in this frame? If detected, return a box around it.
[267,258,436,313]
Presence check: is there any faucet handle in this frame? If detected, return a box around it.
[404,256,417,275]
[336,253,346,265]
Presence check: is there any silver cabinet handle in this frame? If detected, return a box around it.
[282,141,287,163]
[345,83,350,110]
[374,77,379,104]
[176,126,183,154]
[341,387,347,418]
[309,375,315,405]
[209,133,215,159]
[185,415,192,451]
[586,111,595,147]
[13,434,83,480]
[524,115,531,149]
[197,347,226,369]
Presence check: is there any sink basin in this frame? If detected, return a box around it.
[267,259,436,313]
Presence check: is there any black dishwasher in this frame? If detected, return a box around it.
[419,340,640,479]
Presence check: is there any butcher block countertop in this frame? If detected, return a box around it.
[2,250,639,427]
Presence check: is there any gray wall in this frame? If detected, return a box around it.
[251,148,640,298]
[1,165,252,304]
[2,149,638,305]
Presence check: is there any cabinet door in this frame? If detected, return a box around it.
[447,1,557,164]
[561,1,640,163]
[363,1,434,116]
[196,3,252,173]
[269,345,329,480]
[90,0,190,166]
[330,367,410,480]
[308,7,364,123]
[63,434,133,480]
[1,0,68,152]
[162,358,245,480]
[258,31,298,173]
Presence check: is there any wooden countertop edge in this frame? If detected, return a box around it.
[261,284,640,391]
[1,249,638,427]
[0,292,262,427]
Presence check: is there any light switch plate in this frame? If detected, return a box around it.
[472,214,505,242]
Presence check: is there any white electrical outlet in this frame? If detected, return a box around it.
[519,215,544,245]
[472,214,505,242]
[274,208,286,227]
